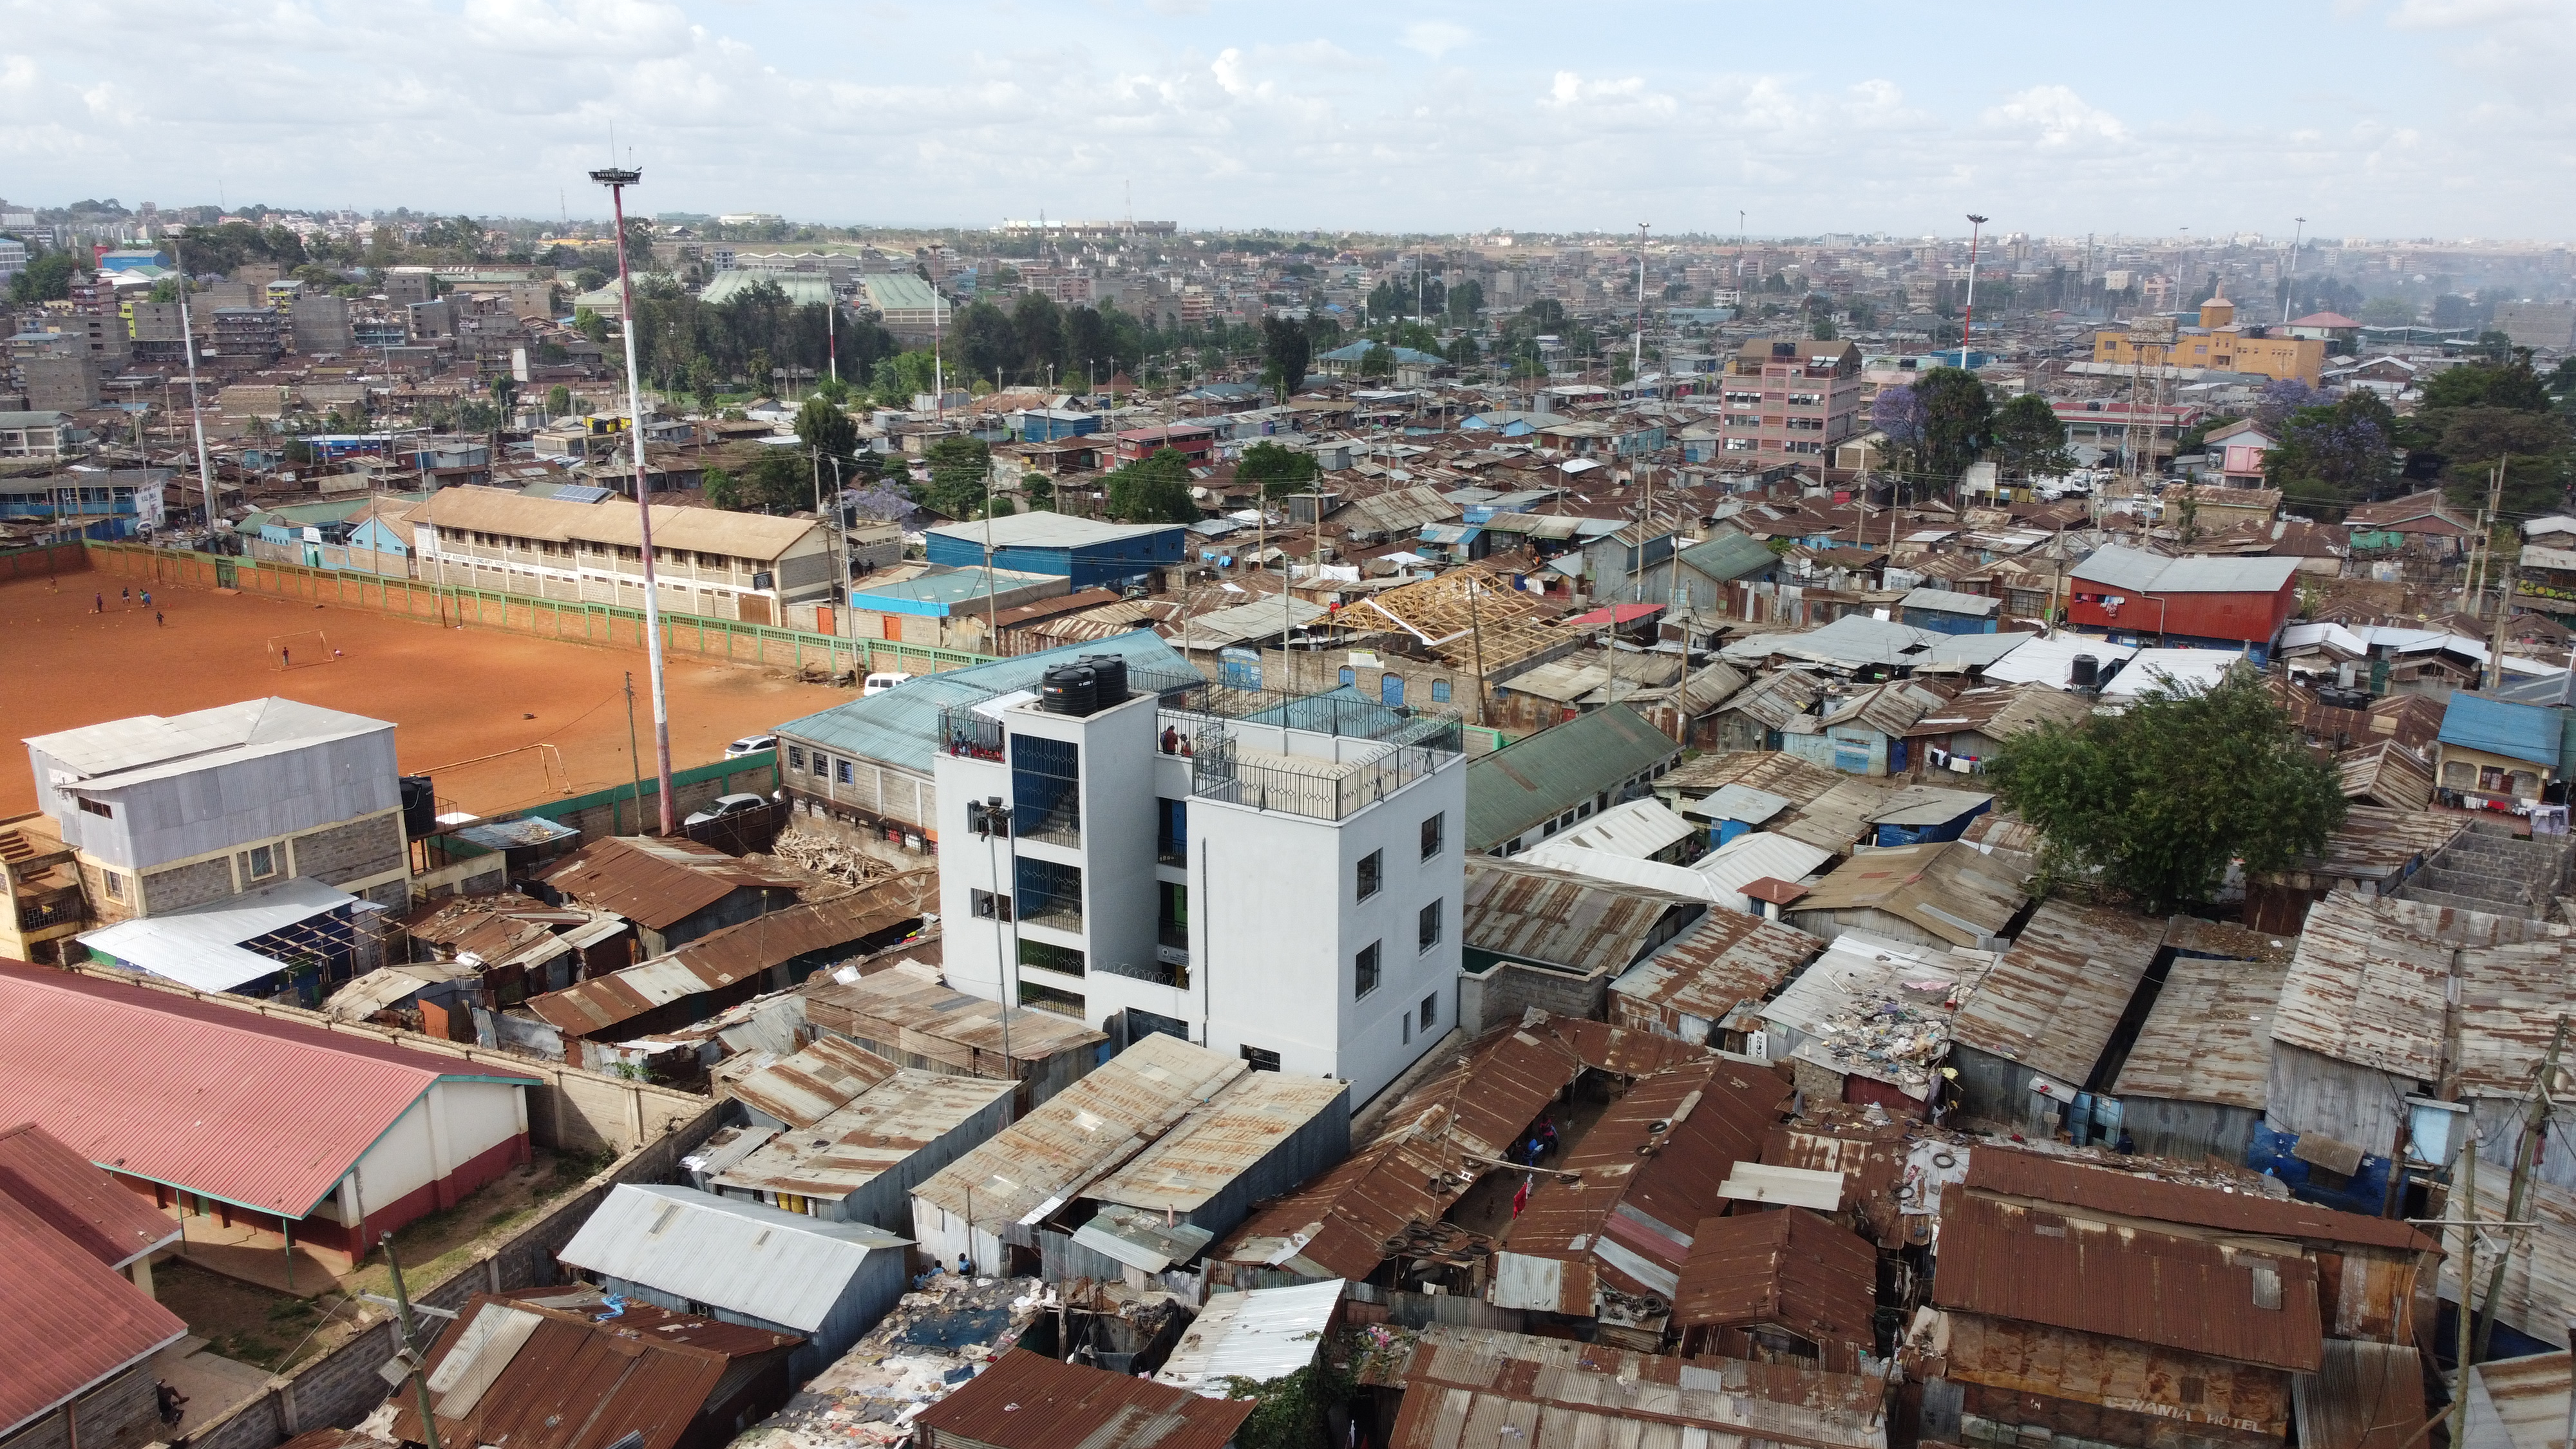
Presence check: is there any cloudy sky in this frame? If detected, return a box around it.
[5,0,2573,239]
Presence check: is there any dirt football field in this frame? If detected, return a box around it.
[0,572,846,819]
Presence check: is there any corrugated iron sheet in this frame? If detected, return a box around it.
[1964,1144,2433,1251]
[1672,1207,1878,1372]
[1949,901,2164,1083]
[2113,952,2289,1111]
[0,960,538,1220]
[1463,857,1701,976]
[2456,936,2576,1098]
[556,1185,904,1332]
[1774,777,1902,855]
[913,1034,1244,1228]
[527,876,930,1037]
[727,1035,902,1129]
[0,1121,182,1268]
[1217,1018,1586,1280]
[714,1070,1015,1202]
[388,1287,799,1449]
[1926,1309,2293,1437]
[1083,1074,1348,1214]
[536,834,801,930]
[916,1348,1253,1449]
[1763,1117,1908,1247]
[2465,1349,2571,1449]
[1933,1191,2325,1371]
[1387,1326,1888,1449]
[1786,842,2027,948]
[1610,909,1824,1037]
[0,1188,189,1433]
[2273,890,2550,1081]
[2297,1340,2424,1449]
[1658,749,1844,808]
[1153,1279,1343,1396]
[804,960,1105,1072]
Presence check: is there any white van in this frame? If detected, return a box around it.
[864,672,912,696]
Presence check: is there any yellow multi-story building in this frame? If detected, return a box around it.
[2092,293,2325,385]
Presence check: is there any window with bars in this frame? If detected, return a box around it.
[1418,899,1443,953]
[1010,736,1082,845]
[1019,938,1086,976]
[1016,856,1084,931]
[1355,941,1381,999]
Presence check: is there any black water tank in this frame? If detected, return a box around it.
[399,775,438,838]
[1079,654,1130,706]
[1041,663,1099,715]
[2069,654,2099,690]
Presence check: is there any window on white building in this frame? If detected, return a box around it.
[1417,900,1443,953]
[1356,850,1382,902]
[1420,812,1444,860]
[1355,942,1381,999]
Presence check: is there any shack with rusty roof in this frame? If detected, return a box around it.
[534,833,806,956]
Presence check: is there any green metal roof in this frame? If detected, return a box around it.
[1465,703,1680,851]
[774,630,1196,777]
[1678,531,1778,584]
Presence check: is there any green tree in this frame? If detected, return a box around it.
[1911,366,1993,490]
[795,395,858,462]
[573,307,609,345]
[545,384,572,416]
[688,355,720,412]
[1021,471,1055,510]
[916,435,992,519]
[1444,333,1481,368]
[1358,343,1396,380]
[1989,666,2346,914]
[8,251,77,303]
[2265,392,2398,511]
[1260,315,1312,397]
[741,448,811,513]
[1104,446,1201,523]
[1237,440,1319,500]
[1991,392,2069,480]
[813,372,852,406]
[702,466,741,510]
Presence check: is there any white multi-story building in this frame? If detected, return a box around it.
[932,659,1465,1108]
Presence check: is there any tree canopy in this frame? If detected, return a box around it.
[2399,354,2572,518]
[1237,440,1318,500]
[1911,366,1993,489]
[1260,315,1312,397]
[794,395,858,463]
[2264,392,2398,515]
[1991,392,2068,480]
[915,435,992,520]
[1103,446,1201,524]
[1989,666,2346,914]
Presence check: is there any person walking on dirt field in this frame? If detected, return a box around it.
[156,611,165,627]
[93,592,103,612]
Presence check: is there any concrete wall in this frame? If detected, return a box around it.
[0,1362,162,1449]
[1457,956,1609,1037]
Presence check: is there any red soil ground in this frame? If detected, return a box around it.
[0,573,845,818]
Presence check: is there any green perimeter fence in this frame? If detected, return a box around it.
[62,540,996,680]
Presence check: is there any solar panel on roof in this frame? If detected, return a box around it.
[549,484,612,504]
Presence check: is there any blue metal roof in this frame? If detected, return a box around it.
[773,630,1198,776]
[2438,692,2562,768]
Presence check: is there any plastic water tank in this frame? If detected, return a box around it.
[2069,654,2099,690]
[1041,664,1098,716]
[1078,654,1130,706]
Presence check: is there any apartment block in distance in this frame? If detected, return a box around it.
[1715,337,1863,470]
[929,642,1466,1108]
[413,484,835,626]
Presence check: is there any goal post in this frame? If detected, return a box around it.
[267,630,334,668]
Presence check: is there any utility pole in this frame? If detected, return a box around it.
[2452,1135,2480,1449]
[1960,214,1989,368]
[623,672,642,836]
[2477,1016,2567,1363]
[1634,223,1649,388]
[591,162,677,835]
[170,234,215,529]
[382,1234,444,1449]
[2281,217,2306,327]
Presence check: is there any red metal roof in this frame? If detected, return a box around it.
[1562,601,1665,627]
[0,1188,187,1436]
[1933,1191,2325,1372]
[918,1349,1253,1449]
[0,1121,180,1269]
[1965,1145,2434,1252]
[0,960,541,1218]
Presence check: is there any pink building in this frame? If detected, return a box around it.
[1714,338,1863,470]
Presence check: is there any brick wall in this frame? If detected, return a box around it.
[81,858,138,924]
[1456,958,1607,1037]
[291,813,406,887]
[142,856,237,914]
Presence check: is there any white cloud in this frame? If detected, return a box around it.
[1401,21,1472,60]
[1985,85,2128,146]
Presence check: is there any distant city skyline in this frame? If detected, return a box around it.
[7,1,2576,238]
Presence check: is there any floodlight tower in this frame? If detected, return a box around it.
[1959,214,1989,368]
[591,162,677,835]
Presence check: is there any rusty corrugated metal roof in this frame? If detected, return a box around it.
[1609,909,1825,1036]
[1786,842,2027,947]
[526,875,929,1037]
[1387,1325,1888,1449]
[1083,1073,1349,1214]
[1217,1018,1587,1280]
[536,834,802,929]
[2298,1340,2424,1449]
[2456,936,2576,1098]
[728,1034,902,1128]
[2273,890,2551,1081]
[1965,1145,2433,1251]
[803,960,1107,1072]
[714,1070,1016,1202]
[1762,1115,1908,1248]
[1933,1190,2325,1371]
[1463,857,1703,976]
[2114,951,2289,1111]
[1672,1207,1878,1372]
[387,1287,800,1449]
[1949,900,2164,1083]
[912,1034,1244,1227]
[918,1349,1253,1449]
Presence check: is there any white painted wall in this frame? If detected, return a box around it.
[343,1080,527,1220]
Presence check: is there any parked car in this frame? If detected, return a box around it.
[724,734,778,758]
[864,672,913,696]
[684,792,769,828]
